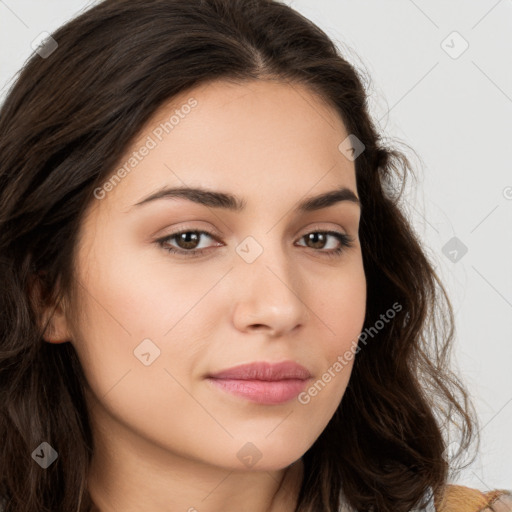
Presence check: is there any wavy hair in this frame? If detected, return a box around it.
[0,0,479,510]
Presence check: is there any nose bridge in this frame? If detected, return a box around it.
[231,231,308,332]
[236,231,295,288]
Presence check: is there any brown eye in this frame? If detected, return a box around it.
[303,232,330,249]
[297,230,354,258]
[156,230,220,257]
[173,231,202,250]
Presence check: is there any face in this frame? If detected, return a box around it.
[55,79,366,473]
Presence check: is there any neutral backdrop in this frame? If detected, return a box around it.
[1,0,511,491]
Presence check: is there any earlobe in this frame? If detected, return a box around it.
[27,271,72,344]
[41,302,72,344]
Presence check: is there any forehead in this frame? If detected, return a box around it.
[93,78,357,214]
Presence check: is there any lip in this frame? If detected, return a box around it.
[207,378,310,404]
[206,361,312,405]
[207,361,312,381]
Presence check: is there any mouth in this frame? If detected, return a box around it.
[206,360,312,404]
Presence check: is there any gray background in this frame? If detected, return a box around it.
[1,0,511,490]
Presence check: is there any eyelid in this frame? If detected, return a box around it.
[154,222,222,240]
[299,222,350,236]
[155,221,350,242]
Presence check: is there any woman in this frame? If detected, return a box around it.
[0,0,510,511]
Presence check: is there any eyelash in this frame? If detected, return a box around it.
[155,228,355,259]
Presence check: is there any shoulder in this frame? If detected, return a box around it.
[436,484,512,512]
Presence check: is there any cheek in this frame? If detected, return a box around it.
[303,263,366,407]
[69,249,213,452]
[318,262,367,348]
[70,239,219,391]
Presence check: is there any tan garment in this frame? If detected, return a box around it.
[436,484,512,511]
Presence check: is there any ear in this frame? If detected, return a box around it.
[28,271,73,344]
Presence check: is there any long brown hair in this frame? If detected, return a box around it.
[0,1,479,510]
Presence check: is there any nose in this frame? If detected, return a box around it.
[231,239,309,337]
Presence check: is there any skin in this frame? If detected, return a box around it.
[41,79,367,512]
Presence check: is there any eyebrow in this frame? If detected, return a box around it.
[131,185,360,212]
